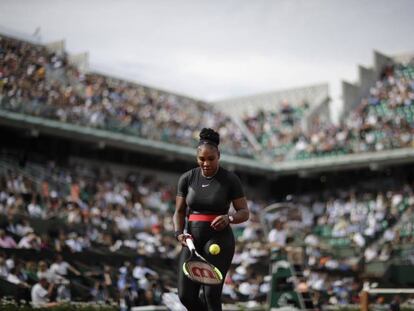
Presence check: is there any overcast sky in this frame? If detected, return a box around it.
[1,0,414,119]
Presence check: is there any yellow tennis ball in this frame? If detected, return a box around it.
[209,243,220,255]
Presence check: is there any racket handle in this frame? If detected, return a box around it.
[186,237,196,252]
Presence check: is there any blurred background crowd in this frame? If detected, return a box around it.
[0,32,414,310]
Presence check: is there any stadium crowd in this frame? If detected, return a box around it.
[292,63,414,160]
[2,34,414,164]
[240,62,414,161]
[0,157,273,308]
[1,32,414,309]
[242,100,309,161]
[0,154,413,308]
[0,35,255,158]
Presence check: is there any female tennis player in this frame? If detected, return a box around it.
[173,128,249,311]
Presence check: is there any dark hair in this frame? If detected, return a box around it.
[198,128,220,148]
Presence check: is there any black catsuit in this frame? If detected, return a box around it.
[176,166,244,311]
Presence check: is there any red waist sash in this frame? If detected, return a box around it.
[188,214,221,222]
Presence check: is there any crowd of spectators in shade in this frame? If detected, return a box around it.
[264,180,414,306]
[0,157,273,308]
[366,202,414,267]
[1,155,413,308]
[0,35,255,158]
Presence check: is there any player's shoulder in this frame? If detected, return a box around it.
[218,167,240,181]
[179,167,200,180]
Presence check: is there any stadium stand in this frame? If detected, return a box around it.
[2,33,414,178]
[0,144,413,309]
[217,56,414,164]
[0,154,272,308]
[215,84,330,162]
[1,30,414,310]
[242,100,310,161]
[0,34,256,159]
[293,62,414,160]
[258,169,414,308]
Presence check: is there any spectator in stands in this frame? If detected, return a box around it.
[90,280,109,303]
[22,260,38,284]
[55,279,71,302]
[0,229,17,248]
[17,231,41,250]
[117,265,139,309]
[390,295,401,311]
[268,220,287,250]
[40,233,53,251]
[6,266,30,288]
[31,277,58,308]
[103,264,116,290]
[9,218,34,237]
[27,197,44,218]
[0,256,9,279]
[54,231,71,253]
[49,254,81,279]
[37,261,59,284]
[132,258,158,282]
[147,280,163,305]
[65,231,90,252]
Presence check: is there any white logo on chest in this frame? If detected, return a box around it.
[201,184,209,187]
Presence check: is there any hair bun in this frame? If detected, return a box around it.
[199,128,220,146]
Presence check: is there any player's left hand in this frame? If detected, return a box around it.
[211,215,230,231]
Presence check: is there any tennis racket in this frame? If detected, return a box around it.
[182,236,223,285]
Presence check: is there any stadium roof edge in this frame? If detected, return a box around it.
[0,25,43,45]
[212,82,329,104]
[391,51,414,64]
[210,83,330,117]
